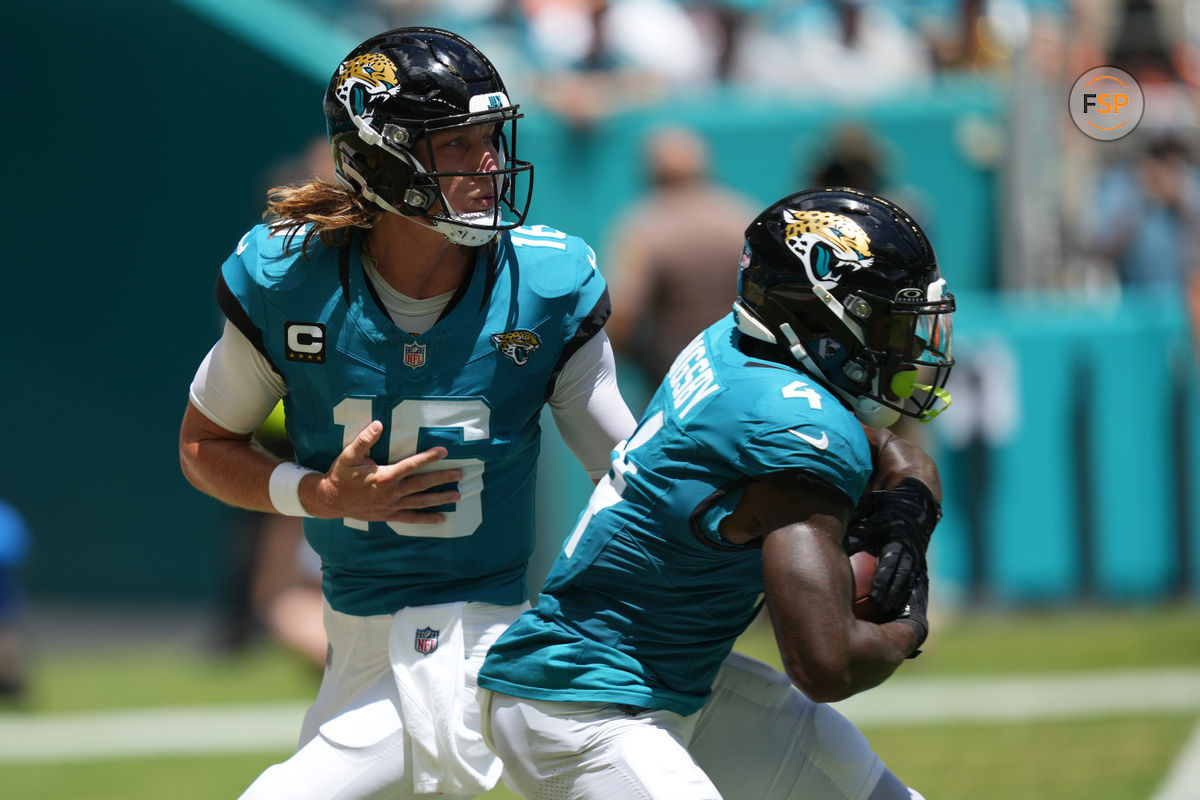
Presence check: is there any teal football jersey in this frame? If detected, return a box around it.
[217,223,608,616]
[478,315,871,716]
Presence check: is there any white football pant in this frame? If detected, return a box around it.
[240,600,524,800]
[485,650,923,800]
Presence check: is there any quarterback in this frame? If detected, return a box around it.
[178,27,635,800]
[479,188,954,799]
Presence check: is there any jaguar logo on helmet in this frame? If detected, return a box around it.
[781,209,874,289]
[334,53,400,119]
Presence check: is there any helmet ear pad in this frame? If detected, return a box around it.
[330,131,433,216]
[756,285,871,389]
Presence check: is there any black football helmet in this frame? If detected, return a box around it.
[323,27,533,246]
[733,187,954,427]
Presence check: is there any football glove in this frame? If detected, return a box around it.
[893,569,929,658]
[843,477,941,616]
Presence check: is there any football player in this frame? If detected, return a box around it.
[478,188,954,799]
[178,27,637,800]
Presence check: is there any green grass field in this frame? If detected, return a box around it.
[3,605,1199,799]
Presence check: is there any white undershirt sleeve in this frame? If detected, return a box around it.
[189,320,288,434]
[548,330,638,481]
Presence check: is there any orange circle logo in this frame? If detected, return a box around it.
[1069,67,1144,141]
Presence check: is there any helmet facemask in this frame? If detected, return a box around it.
[832,284,954,423]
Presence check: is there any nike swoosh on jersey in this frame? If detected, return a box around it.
[787,429,829,450]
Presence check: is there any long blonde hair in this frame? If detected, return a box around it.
[264,180,382,256]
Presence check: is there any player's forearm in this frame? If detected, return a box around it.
[764,536,902,701]
[764,510,925,702]
[771,602,914,703]
[862,426,942,501]
[179,402,282,513]
[843,618,920,691]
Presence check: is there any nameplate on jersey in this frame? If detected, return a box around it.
[668,336,720,419]
[285,322,326,364]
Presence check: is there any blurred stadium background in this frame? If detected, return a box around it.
[2,0,1200,797]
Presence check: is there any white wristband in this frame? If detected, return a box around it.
[269,462,318,517]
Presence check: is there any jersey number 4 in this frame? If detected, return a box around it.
[333,397,488,539]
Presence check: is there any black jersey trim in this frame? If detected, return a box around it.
[438,252,478,323]
[544,287,612,403]
[338,240,353,309]
[475,239,501,316]
[688,468,854,552]
[215,272,283,377]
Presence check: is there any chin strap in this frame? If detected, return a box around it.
[914,385,952,422]
[419,214,499,247]
[888,370,953,423]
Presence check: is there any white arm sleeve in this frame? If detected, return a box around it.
[549,330,638,481]
[188,321,288,434]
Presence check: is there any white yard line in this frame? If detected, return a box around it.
[832,667,1200,727]
[0,702,309,761]
[1151,717,1200,800]
[1,669,1199,763]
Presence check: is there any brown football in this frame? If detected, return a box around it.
[849,550,885,622]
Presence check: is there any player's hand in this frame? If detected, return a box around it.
[306,420,463,523]
[843,477,940,616]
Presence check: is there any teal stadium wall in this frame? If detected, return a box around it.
[4,0,1198,608]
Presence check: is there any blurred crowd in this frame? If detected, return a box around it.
[311,0,1026,120]
[285,0,1200,301]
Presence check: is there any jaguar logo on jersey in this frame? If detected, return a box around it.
[782,209,874,290]
[285,322,326,363]
[491,329,541,366]
[414,626,439,656]
[334,53,400,120]
[403,341,427,369]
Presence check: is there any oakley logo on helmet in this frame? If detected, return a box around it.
[782,210,874,289]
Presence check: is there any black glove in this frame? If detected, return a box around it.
[843,477,941,616]
[893,569,929,658]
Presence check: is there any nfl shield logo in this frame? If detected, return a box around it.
[403,342,426,369]
[414,626,439,655]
